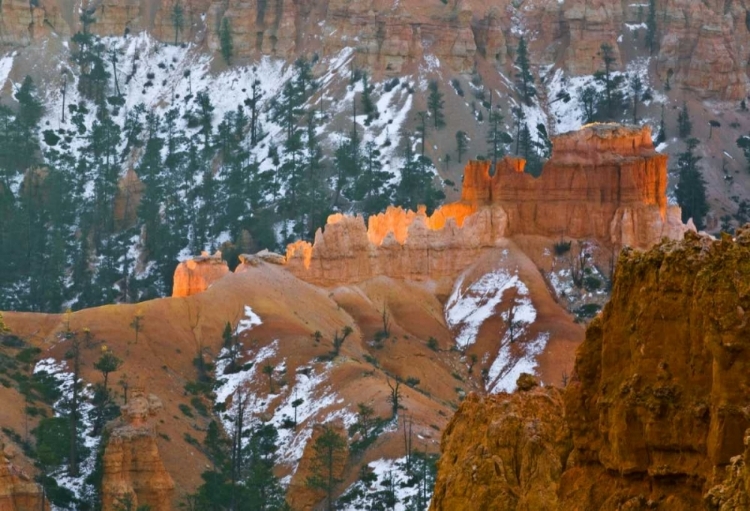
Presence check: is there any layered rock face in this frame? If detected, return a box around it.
[0,444,48,511]
[706,429,750,510]
[101,388,174,511]
[172,251,229,297]
[430,377,571,511]
[1,0,747,98]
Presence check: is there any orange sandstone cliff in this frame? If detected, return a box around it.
[431,227,750,510]
[101,388,174,511]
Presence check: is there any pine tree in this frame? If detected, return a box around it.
[675,138,709,230]
[594,43,626,121]
[306,426,347,511]
[244,74,264,146]
[678,102,692,139]
[655,105,666,145]
[219,17,233,66]
[630,75,643,123]
[15,76,44,128]
[487,107,512,163]
[427,80,446,129]
[171,1,184,44]
[645,0,657,54]
[515,36,536,104]
[455,130,468,163]
[394,142,445,214]
[578,86,597,124]
[351,141,392,217]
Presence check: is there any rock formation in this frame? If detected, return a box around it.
[172,251,229,297]
[431,227,750,510]
[0,442,48,511]
[561,228,750,509]
[283,124,688,287]
[101,387,174,511]
[705,429,750,510]
[430,375,571,511]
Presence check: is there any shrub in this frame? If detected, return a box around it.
[406,377,420,387]
[426,337,439,351]
[179,404,194,418]
[584,275,602,291]
[553,240,571,256]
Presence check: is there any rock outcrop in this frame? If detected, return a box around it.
[561,228,750,508]
[431,228,750,509]
[172,251,229,297]
[0,442,48,511]
[430,375,571,511]
[101,388,174,511]
[282,124,688,287]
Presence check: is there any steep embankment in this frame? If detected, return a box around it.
[431,227,750,510]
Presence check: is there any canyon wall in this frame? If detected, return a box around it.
[0,0,746,98]
[101,388,174,511]
[431,228,750,510]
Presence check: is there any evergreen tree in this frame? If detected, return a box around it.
[655,105,666,145]
[306,426,347,511]
[594,43,626,120]
[393,142,445,213]
[15,76,44,128]
[427,80,446,129]
[578,86,597,124]
[171,1,184,44]
[244,74,264,146]
[487,107,512,163]
[360,72,376,122]
[675,138,709,230]
[645,0,657,54]
[678,102,692,139]
[455,130,468,163]
[515,36,536,104]
[350,141,393,217]
[630,74,643,123]
[219,17,234,66]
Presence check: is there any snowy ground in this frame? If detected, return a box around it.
[213,306,357,476]
[338,456,432,511]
